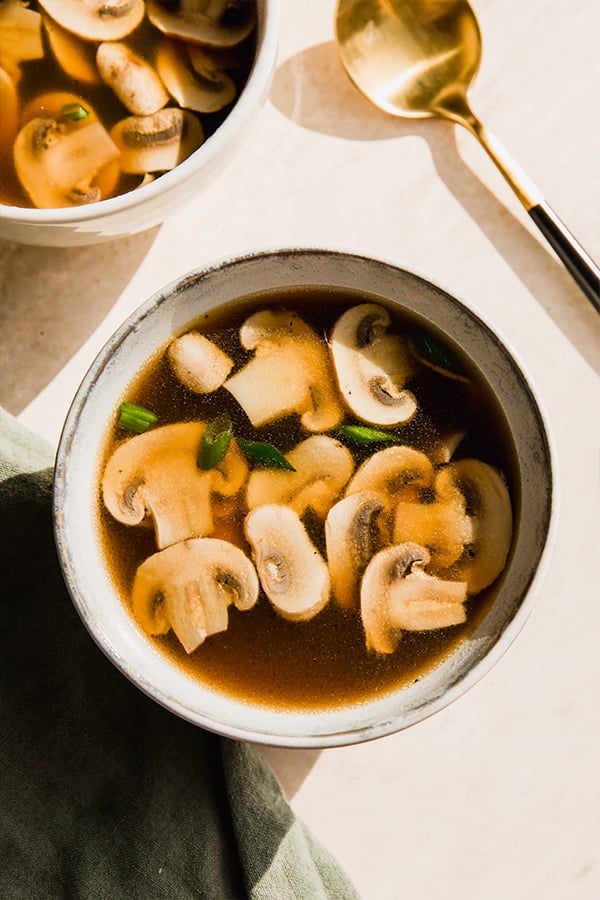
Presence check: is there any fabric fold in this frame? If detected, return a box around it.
[0,408,360,900]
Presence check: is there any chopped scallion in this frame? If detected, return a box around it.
[237,438,296,471]
[409,328,463,376]
[61,102,89,122]
[336,424,398,444]
[199,413,233,470]
[118,402,157,433]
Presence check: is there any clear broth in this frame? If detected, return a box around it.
[99,287,518,711]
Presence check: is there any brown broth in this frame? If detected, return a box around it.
[99,287,517,712]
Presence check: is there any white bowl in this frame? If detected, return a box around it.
[0,1,280,248]
[53,249,558,747]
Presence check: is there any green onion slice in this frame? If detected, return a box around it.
[199,413,233,470]
[237,438,296,471]
[61,102,89,121]
[336,424,398,444]
[409,328,465,377]
[118,402,157,433]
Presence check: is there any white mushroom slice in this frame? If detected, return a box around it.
[325,490,387,611]
[225,309,344,432]
[156,37,236,114]
[0,1,43,72]
[330,303,417,426]
[97,42,169,115]
[345,445,434,504]
[168,331,233,393]
[361,543,468,655]
[102,421,249,549]
[43,14,100,84]
[438,459,513,594]
[146,0,257,49]
[393,466,474,569]
[38,0,145,42]
[246,435,355,519]
[13,114,120,208]
[132,537,259,653]
[245,504,330,622]
[0,67,18,159]
[110,108,204,174]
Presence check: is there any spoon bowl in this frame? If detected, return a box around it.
[335,0,600,312]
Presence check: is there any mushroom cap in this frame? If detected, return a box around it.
[0,67,18,159]
[43,14,101,84]
[13,105,121,208]
[101,421,249,549]
[393,466,474,569]
[132,537,259,653]
[225,308,344,431]
[345,445,434,504]
[167,330,233,393]
[146,0,257,49]
[439,459,513,594]
[246,435,355,520]
[38,0,145,42]
[156,37,237,114]
[0,0,43,69]
[110,108,204,174]
[361,543,467,654]
[325,489,387,611]
[330,303,417,426]
[97,41,169,116]
[245,504,331,622]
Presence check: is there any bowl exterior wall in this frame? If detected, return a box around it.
[0,1,280,247]
[54,249,558,747]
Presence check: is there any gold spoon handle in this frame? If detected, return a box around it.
[460,109,600,313]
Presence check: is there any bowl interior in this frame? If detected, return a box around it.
[53,249,557,747]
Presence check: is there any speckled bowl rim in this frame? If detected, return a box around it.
[53,248,559,748]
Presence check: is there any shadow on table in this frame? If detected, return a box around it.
[0,226,160,414]
[270,41,600,376]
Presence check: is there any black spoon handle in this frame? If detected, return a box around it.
[528,202,600,314]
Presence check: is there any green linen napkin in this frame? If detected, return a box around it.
[0,408,360,900]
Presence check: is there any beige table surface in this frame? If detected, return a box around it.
[2,1,600,897]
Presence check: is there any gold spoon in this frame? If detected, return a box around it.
[335,0,600,313]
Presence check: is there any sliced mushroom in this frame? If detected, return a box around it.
[132,537,259,653]
[330,303,417,426]
[14,102,121,208]
[224,309,344,432]
[325,490,388,611]
[168,330,233,393]
[156,37,236,114]
[146,0,257,49]
[393,465,473,569]
[97,41,169,115]
[38,0,145,42]
[436,459,513,594]
[245,504,330,622]
[102,421,249,549]
[0,67,18,160]
[246,435,355,519]
[0,0,43,75]
[43,14,101,84]
[110,108,204,174]
[345,445,434,504]
[361,543,468,654]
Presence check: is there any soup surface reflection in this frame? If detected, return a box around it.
[98,289,516,711]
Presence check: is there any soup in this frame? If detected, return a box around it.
[0,0,257,207]
[98,289,516,711]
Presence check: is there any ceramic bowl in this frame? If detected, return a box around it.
[53,249,558,748]
[0,1,280,248]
